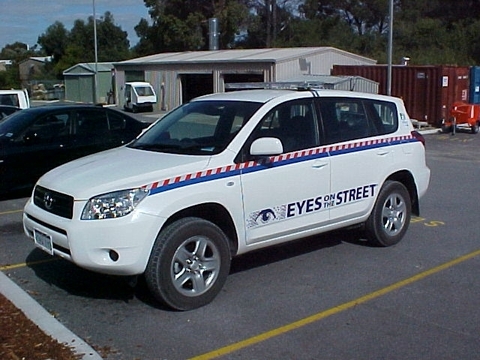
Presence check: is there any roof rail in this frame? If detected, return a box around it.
[225,82,327,91]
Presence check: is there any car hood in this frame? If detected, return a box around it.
[37,146,212,199]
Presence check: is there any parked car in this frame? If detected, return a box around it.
[0,105,21,119]
[441,102,480,134]
[0,104,148,196]
[123,82,157,113]
[23,89,430,310]
[0,89,30,109]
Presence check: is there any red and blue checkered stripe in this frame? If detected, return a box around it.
[145,134,415,195]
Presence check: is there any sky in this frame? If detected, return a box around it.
[0,0,150,51]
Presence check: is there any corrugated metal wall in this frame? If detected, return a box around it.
[65,75,94,103]
[332,65,470,127]
[275,52,375,81]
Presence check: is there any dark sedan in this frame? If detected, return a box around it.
[0,105,21,120]
[0,104,148,196]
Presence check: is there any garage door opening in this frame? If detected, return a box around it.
[181,74,213,103]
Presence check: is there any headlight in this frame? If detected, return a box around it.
[81,188,149,220]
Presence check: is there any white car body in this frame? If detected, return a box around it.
[0,89,30,109]
[23,89,430,309]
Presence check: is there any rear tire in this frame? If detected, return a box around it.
[145,217,231,310]
[441,124,452,133]
[472,122,479,134]
[364,181,411,247]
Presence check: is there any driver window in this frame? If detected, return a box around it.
[249,99,318,153]
[22,112,70,142]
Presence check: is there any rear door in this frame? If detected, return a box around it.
[73,108,113,156]
[318,97,396,222]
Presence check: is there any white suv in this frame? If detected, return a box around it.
[23,89,430,310]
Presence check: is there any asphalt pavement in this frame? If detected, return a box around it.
[0,126,439,359]
[4,126,480,360]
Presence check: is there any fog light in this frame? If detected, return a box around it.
[109,250,119,262]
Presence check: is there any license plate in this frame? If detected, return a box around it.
[34,229,54,255]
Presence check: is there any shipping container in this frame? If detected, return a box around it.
[332,65,469,127]
[469,66,480,104]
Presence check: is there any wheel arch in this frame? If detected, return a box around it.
[385,170,420,216]
[161,203,238,256]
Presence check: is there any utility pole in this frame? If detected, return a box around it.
[387,0,393,96]
[93,0,98,104]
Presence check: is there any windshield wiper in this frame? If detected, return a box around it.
[129,143,183,152]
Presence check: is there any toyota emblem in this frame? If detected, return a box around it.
[43,192,54,210]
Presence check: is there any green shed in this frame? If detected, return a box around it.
[63,62,113,104]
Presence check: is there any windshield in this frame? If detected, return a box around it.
[136,86,154,96]
[129,100,261,155]
[0,110,33,140]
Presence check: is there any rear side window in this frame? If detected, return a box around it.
[0,94,19,107]
[318,98,398,144]
[75,109,108,136]
[366,100,398,135]
[107,111,127,130]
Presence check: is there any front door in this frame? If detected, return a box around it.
[239,99,331,245]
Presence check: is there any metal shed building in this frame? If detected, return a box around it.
[113,47,376,111]
[63,62,114,104]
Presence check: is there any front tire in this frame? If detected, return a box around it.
[364,181,411,247]
[145,217,231,310]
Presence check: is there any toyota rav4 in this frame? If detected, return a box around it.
[23,89,430,310]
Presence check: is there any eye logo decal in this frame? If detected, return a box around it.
[247,206,286,228]
[256,209,276,222]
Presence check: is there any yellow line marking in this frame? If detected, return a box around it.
[0,258,58,271]
[190,249,480,360]
[0,209,23,216]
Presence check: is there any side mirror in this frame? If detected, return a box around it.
[250,137,283,156]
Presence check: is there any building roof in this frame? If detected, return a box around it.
[18,56,52,65]
[116,47,376,66]
[63,62,113,75]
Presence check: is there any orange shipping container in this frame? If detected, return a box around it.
[332,65,469,127]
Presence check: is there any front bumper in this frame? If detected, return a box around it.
[23,197,163,276]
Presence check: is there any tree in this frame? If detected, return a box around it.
[134,0,250,55]
[69,12,130,63]
[237,0,299,48]
[37,22,69,63]
[37,12,130,79]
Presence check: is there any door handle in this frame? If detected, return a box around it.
[312,160,328,169]
[376,149,390,156]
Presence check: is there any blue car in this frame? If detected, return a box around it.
[0,104,148,197]
[0,105,21,120]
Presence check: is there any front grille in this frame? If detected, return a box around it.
[34,186,74,219]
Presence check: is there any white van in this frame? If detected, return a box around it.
[123,82,157,113]
[0,89,30,109]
